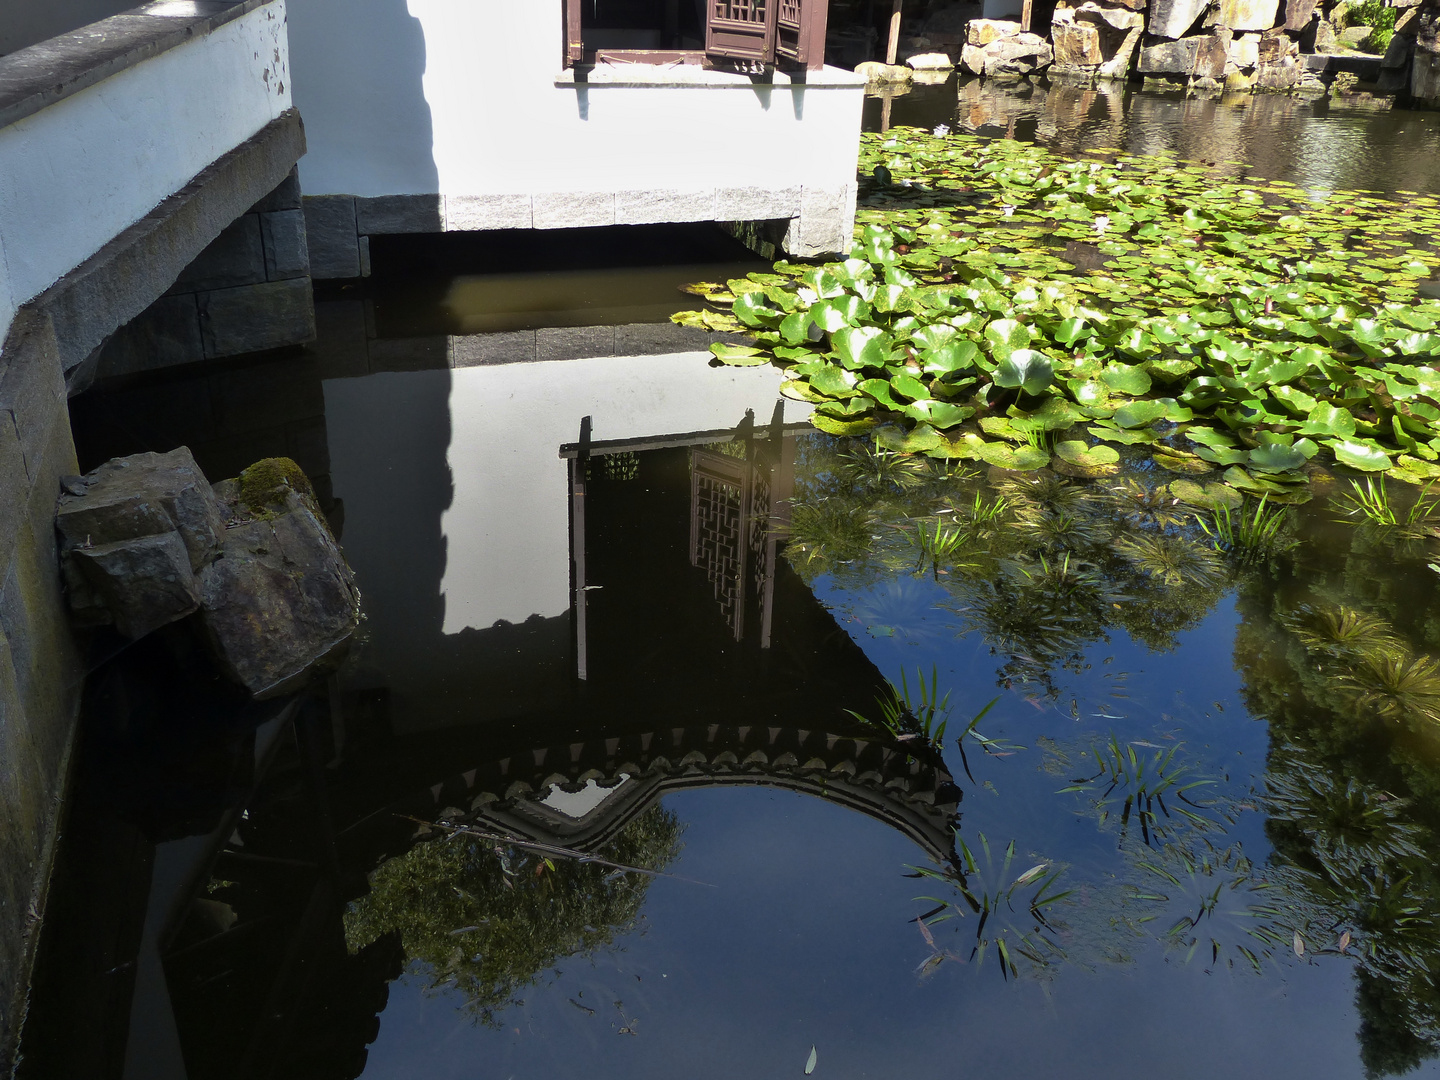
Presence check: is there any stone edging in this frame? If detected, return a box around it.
[0,0,274,131]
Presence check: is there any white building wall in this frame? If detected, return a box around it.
[287,0,865,253]
[0,1,293,353]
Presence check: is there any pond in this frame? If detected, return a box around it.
[18,82,1440,1080]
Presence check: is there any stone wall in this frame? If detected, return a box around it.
[882,0,1439,100]
[93,169,316,381]
[0,310,82,1076]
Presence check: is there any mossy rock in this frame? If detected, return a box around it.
[235,457,314,518]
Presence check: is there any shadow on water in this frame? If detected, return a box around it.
[864,75,1440,195]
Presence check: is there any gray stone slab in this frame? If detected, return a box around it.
[716,185,803,220]
[450,331,538,367]
[1148,0,1213,38]
[261,209,309,280]
[198,277,316,359]
[536,325,617,362]
[0,0,272,130]
[30,108,306,380]
[0,310,66,483]
[367,336,449,372]
[613,322,711,356]
[445,193,533,231]
[785,184,857,258]
[615,188,717,225]
[249,167,302,214]
[359,235,372,278]
[356,195,444,235]
[170,214,267,293]
[94,294,204,379]
[303,195,361,280]
[0,412,27,575]
[533,191,617,230]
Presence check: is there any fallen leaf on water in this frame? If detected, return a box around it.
[1338,930,1352,954]
[806,1046,818,1075]
[1294,932,1305,958]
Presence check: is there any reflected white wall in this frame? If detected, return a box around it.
[440,351,810,632]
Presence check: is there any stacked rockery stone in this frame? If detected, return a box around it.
[55,448,360,700]
[877,0,1438,100]
[1380,0,1440,105]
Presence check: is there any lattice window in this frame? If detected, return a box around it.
[713,0,767,21]
[692,468,747,637]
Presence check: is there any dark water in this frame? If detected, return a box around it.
[865,75,1440,195]
[19,87,1440,1080]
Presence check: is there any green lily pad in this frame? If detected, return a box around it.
[1113,400,1170,429]
[874,422,942,453]
[711,343,772,366]
[994,349,1055,395]
[1054,440,1120,468]
[832,326,893,370]
[810,413,878,436]
[1326,438,1392,472]
[1100,363,1153,396]
[1248,443,1310,473]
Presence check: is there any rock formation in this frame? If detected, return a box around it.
[56,450,360,700]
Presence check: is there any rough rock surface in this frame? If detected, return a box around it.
[855,61,914,81]
[199,471,360,700]
[1139,32,1228,76]
[1051,3,1146,75]
[55,447,224,638]
[1284,0,1319,29]
[906,51,957,69]
[962,31,1055,73]
[968,18,1023,44]
[1149,0,1214,38]
[1217,0,1280,29]
[1415,5,1440,104]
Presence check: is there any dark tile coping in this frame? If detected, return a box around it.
[0,0,273,131]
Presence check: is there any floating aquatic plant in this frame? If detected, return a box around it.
[679,129,1440,496]
[1197,495,1297,564]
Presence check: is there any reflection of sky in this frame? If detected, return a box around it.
[360,786,1368,1080]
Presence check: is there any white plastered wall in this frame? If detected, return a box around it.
[439,351,810,633]
[0,1,293,353]
[287,0,864,246]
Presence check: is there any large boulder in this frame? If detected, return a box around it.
[1051,3,1146,76]
[199,460,361,700]
[1138,31,1229,76]
[1216,0,1281,29]
[1149,0,1214,38]
[55,447,225,638]
[1415,6,1440,105]
[962,31,1054,74]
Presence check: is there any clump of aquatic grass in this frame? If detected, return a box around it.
[1338,652,1440,727]
[1103,478,1194,529]
[1115,532,1226,589]
[1334,477,1440,538]
[839,442,931,492]
[997,473,1091,518]
[786,500,876,570]
[848,666,952,749]
[944,488,1009,529]
[1059,735,1216,847]
[1288,604,1405,661]
[911,517,968,561]
[1130,839,1288,972]
[1197,495,1296,563]
[908,832,1072,980]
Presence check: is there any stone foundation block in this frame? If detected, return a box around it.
[303,196,361,279]
[615,188,718,225]
[355,194,444,235]
[533,191,617,229]
[716,185,802,220]
[169,215,267,293]
[445,194,533,231]
[261,209,309,280]
[199,278,316,359]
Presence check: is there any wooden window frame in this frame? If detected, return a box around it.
[563,0,829,72]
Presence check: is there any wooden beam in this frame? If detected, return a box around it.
[885,0,902,64]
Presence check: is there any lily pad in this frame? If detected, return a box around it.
[994,349,1055,395]
[711,343,772,367]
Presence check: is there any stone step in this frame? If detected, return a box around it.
[1303,51,1383,79]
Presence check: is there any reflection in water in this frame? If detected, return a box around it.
[26,109,1440,1078]
[865,76,1440,195]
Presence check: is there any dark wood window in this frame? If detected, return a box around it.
[564,0,828,70]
